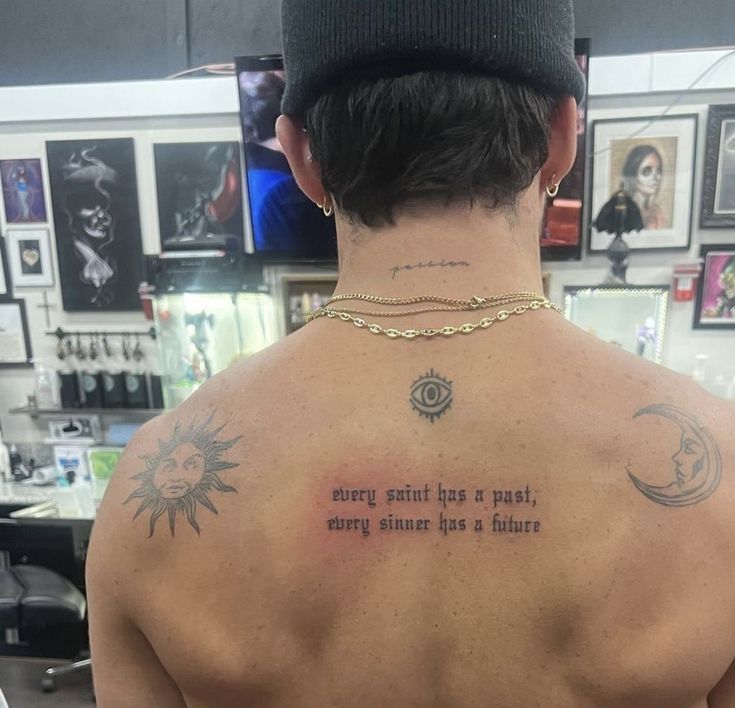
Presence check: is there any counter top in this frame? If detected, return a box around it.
[0,481,97,521]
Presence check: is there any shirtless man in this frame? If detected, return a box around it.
[87,1,735,705]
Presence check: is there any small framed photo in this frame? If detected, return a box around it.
[590,114,698,252]
[6,229,55,288]
[693,245,735,329]
[0,237,8,296]
[701,105,735,229]
[0,299,33,367]
[0,159,48,224]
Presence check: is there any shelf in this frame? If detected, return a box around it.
[9,406,165,419]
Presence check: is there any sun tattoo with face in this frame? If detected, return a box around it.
[124,415,242,537]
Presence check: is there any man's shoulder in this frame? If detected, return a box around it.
[89,340,292,540]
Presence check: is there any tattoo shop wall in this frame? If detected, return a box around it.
[0,49,733,441]
[0,81,242,441]
[546,49,735,380]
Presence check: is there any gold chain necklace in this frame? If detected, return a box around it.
[308,292,561,340]
[326,291,543,308]
[322,292,545,318]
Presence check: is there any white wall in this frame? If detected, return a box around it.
[0,50,734,441]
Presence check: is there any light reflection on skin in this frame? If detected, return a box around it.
[153,442,206,500]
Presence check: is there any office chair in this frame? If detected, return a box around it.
[0,552,89,693]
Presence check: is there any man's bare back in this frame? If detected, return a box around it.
[88,312,735,707]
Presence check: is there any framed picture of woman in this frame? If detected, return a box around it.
[589,115,698,252]
[700,105,735,229]
[693,244,735,330]
[0,159,48,224]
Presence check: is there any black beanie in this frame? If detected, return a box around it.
[281,0,586,118]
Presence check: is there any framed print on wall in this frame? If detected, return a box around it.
[0,299,33,367]
[541,38,590,262]
[701,105,735,229]
[6,229,54,288]
[0,236,8,296]
[693,244,735,329]
[0,158,48,224]
[590,114,698,252]
[46,138,145,312]
[154,142,245,252]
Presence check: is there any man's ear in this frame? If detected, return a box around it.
[539,97,579,195]
[276,115,327,206]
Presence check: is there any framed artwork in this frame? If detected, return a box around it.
[541,38,590,262]
[693,245,735,329]
[0,299,33,367]
[0,236,8,296]
[701,105,735,229]
[0,159,47,224]
[6,229,54,287]
[590,114,698,252]
[154,142,244,252]
[46,138,145,312]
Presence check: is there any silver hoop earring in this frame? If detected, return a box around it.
[546,175,560,198]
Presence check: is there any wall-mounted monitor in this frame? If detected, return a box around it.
[236,55,338,263]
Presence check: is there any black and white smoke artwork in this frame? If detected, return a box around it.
[47,139,144,311]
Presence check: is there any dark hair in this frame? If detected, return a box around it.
[305,72,557,227]
[240,72,285,143]
[623,145,663,179]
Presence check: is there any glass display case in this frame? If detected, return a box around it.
[153,291,277,407]
[147,253,278,408]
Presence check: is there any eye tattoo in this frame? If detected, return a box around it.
[124,413,242,537]
[410,369,453,423]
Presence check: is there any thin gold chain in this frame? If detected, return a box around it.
[326,291,544,308]
[308,298,561,339]
[323,293,548,318]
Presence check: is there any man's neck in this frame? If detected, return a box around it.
[334,205,545,299]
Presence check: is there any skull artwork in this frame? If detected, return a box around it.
[62,148,118,301]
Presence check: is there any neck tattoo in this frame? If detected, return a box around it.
[389,259,472,280]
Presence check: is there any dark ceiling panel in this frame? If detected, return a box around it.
[575,0,733,54]
[0,0,188,86]
[0,0,732,87]
[188,0,283,67]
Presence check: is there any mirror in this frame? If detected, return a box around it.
[564,286,670,363]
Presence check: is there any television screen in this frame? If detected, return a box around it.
[236,56,338,262]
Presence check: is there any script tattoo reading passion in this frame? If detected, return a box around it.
[326,483,541,538]
[124,414,242,537]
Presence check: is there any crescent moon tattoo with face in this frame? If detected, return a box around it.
[124,414,242,537]
[626,404,722,507]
